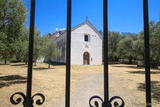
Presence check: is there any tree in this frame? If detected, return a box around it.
[0,32,7,59]
[14,28,29,63]
[42,38,60,68]
[108,31,121,62]
[131,20,160,68]
[0,0,27,64]
[149,21,160,68]
[131,31,144,61]
[14,27,44,65]
[117,36,135,64]
[33,28,44,65]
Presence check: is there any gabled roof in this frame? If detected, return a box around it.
[54,19,102,41]
[71,19,102,39]
[49,34,59,40]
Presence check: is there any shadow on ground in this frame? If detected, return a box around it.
[33,67,54,70]
[112,65,144,69]
[10,63,28,68]
[112,65,160,70]
[127,71,160,74]
[137,81,160,101]
[0,75,27,88]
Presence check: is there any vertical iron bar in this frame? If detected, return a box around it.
[65,0,72,107]
[103,0,109,106]
[143,0,151,107]
[26,0,36,106]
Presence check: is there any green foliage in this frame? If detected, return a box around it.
[149,21,160,67]
[0,32,7,59]
[132,35,144,60]
[132,20,160,67]
[33,28,43,63]
[14,28,29,61]
[108,31,121,62]
[42,37,60,68]
[114,20,160,66]
[117,36,135,63]
[0,0,27,63]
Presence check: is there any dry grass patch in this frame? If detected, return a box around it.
[0,63,160,107]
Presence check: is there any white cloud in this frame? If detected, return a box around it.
[55,28,66,31]
[55,28,58,31]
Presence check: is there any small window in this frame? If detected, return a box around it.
[84,34,89,42]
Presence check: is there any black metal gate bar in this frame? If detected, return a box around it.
[89,0,125,107]
[65,0,72,107]
[143,0,151,107]
[26,0,36,106]
[10,0,45,106]
[103,0,109,106]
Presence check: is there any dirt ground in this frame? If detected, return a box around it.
[0,63,160,107]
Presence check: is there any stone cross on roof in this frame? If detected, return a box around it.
[86,16,88,22]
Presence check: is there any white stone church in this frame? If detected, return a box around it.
[53,19,102,65]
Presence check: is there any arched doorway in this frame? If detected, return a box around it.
[83,52,90,65]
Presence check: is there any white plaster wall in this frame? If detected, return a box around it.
[71,24,102,65]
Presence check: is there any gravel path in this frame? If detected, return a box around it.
[51,71,103,107]
[52,70,146,107]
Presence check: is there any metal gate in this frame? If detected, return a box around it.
[10,0,152,107]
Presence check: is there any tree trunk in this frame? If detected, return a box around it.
[25,60,28,64]
[48,59,51,68]
[129,57,132,64]
[34,60,36,66]
[114,56,119,62]
[4,59,7,64]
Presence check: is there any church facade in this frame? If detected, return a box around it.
[54,19,102,65]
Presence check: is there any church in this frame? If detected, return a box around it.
[53,18,102,65]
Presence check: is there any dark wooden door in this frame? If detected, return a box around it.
[83,52,90,65]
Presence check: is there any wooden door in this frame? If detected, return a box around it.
[83,52,90,65]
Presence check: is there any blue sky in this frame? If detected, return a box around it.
[24,0,160,36]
